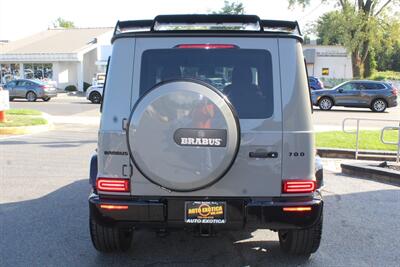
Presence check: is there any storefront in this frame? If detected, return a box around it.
[0,63,54,84]
[0,28,112,90]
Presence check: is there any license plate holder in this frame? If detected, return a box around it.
[185,201,226,224]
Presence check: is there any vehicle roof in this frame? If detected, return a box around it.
[349,80,387,83]
[7,79,42,84]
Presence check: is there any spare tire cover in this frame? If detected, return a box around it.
[127,80,240,192]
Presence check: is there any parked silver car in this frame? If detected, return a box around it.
[3,79,57,102]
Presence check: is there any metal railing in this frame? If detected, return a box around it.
[342,118,400,160]
[380,126,400,163]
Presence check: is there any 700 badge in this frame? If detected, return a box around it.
[185,201,226,224]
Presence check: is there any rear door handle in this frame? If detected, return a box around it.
[249,151,278,159]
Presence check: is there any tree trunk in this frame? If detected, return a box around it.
[351,52,363,78]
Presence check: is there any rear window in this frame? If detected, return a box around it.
[140,48,273,119]
[361,83,386,90]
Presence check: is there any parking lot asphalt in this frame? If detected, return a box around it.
[8,95,400,130]
[312,105,400,130]
[9,93,100,117]
[1,96,400,266]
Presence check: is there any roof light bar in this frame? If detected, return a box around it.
[112,15,301,37]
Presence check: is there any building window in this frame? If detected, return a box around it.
[0,63,20,84]
[23,63,53,80]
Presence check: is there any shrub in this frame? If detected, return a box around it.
[65,85,77,92]
[369,71,400,81]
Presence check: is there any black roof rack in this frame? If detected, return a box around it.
[113,14,301,37]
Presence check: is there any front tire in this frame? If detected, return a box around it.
[26,91,37,102]
[89,215,133,252]
[371,99,387,112]
[318,97,333,110]
[42,97,51,102]
[278,214,323,256]
[89,92,102,104]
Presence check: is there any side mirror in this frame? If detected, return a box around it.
[338,88,343,93]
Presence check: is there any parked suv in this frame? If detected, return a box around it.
[86,85,103,104]
[308,76,324,90]
[89,15,323,256]
[312,80,398,112]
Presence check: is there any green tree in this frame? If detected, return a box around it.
[289,0,399,78]
[364,47,377,77]
[53,17,75,29]
[213,0,245,14]
[315,11,343,45]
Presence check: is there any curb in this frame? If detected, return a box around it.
[317,148,399,162]
[341,163,400,186]
[0,123,53,135]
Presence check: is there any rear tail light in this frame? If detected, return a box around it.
[392,87,398,96]
[283,206,312,212]
[175,44,238,49]
[96,178,130,192]
[100,204,129,210]
[282,180,316,194]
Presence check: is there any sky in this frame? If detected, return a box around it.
[0,0,336,41]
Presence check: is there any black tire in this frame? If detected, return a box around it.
[89,92,102,104]
[318,97,333,110]
[89,216,133,252]
[42,97,51,102]
[9,97,14,101]
[26,91,37,102]
[370,98,387,112]
[278,214,323,256]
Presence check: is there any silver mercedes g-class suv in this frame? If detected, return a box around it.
[89,15,323,256]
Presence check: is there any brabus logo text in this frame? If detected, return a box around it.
[173,128,227,147]
[180,137,222,146]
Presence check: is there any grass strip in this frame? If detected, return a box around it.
[316,130,399,151]
[5,109,42,116]
[0,115,47,127]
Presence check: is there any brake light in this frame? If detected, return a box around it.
[96,178,130,192]
[176,44,237,49]
[283,180,316,194]
[283,206,312,212]
[392,87,398,96]
[100,204,129,210]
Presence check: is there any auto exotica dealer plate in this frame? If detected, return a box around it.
[185,201,226,224]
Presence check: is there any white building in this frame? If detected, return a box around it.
[303,45,353,79]
[0,28,113,91]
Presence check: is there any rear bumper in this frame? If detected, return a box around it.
[43,92,57,98]
[89,193,323,230]
[388,97,398,108]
